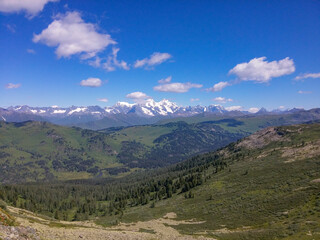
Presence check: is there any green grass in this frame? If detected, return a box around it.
[0,121,120,182]
[138,228,156,234]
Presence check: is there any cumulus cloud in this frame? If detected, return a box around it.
[126,91,150,100]
[207,81,230,92]
[154,82,202,93]
[102,47,129,71]
[158,76,172,84]
[229,57,295,83]
[190,98,200,102]
[298,90,312,94]
[5,83,21,89]
[126,91,151,103]
[134,52,172,69]
[212,97,233,103]
[226,106,243,111]
[248,107,259,113]
[33,11,116,59]
[80,78,102,87]
[295,72,320,80]
[0,0,58,17]
[97,98,108,102]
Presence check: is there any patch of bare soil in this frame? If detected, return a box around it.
[7,207,214,240]
[311,178,320,183]
[113,212,210,240]
[282,140,320,163]
[237,127,284,149]
[195,226,255,237]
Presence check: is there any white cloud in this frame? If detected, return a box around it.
[0,0,58,17]
[88,57,102,68]
[158,76,172,84]
[102,47,129,72]
[51,105,59,108]
[126,91,150,100]
[207,81,230,92]
[278,106,285,110]
[212,97,233,103]
[134,52,172,69]
[298,90,312,94]
[154,82,202,93]
[190,98,200,102]
[27,48,36,54]
[80,78,102,87]
[295,72,320,80]
[248,107,259,113]
[5,24,15,33]
[226,106,243,111]
[98,98,108,102]
[229,57,295,83]
[5,83,21,89]
[33,11,116,59]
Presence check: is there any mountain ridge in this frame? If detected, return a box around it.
[2,100,317,130]
[3,99,303,119]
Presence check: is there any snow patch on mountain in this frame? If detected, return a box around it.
[53,110,66,114]
[68,107,88,115]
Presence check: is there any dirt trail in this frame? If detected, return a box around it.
[8,207,214,240]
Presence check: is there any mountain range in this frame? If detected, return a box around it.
[0,99,309,129]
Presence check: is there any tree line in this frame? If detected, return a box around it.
[0,148,230,221]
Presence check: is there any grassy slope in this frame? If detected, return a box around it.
[0,121,120,182]
[97,123,320,240]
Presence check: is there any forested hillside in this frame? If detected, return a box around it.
[1,122,319,239]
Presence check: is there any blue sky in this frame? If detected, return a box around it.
[0,0,319,111]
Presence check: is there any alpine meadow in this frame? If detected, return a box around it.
[0,1,320,240]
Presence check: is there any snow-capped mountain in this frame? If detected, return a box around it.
[7,105,106,117]
[105,102,136,114]
[2,99,306,129]
[127,99,180,116]
[5,99,230,119]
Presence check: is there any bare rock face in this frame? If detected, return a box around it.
[237,127,285,149]
[0,208,40,240]
[0,225,40,240]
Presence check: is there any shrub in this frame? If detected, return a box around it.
[0,200,7,210]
